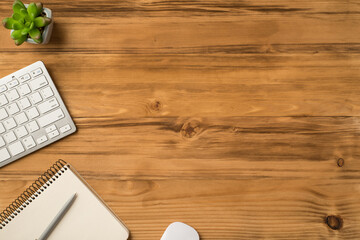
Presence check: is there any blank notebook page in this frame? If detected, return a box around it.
[0,165,129,240]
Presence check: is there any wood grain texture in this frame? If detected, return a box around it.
[0,0,360,239]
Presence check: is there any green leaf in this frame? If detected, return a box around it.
[14,34,27,46]
[33,36,42,44]
[27,3,39,20]
[12,13,24,23]
[35,3,43,15]
[33,17,44,27]
[24,14,31,23]
[2,18,14,29]
[34,16,51,27]
[14,2,30,20]
[21,27,30,36]
[29,28,41,40]
[18,8,29,19]
[13,0,26,14]
[29,22,35,30]
[13,0,25,9]
[20,8,28,16]
[11,29,23,39]
[2,17,24,30]
[12,21,24,30]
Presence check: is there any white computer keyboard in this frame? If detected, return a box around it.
[0,61,76,167]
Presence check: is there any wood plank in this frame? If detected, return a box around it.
[0,53,359,117]
[0,117,359,180]
[1,178,359,239]
[1,18,360,51]
[0,1,360,51]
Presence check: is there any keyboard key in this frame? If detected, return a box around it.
[38,98,59,114]
[18,84,31,96]
[15,112,28,125]
[41,86,54,99]
[4,118,16,130]
[7,79,19,88]
[30,68,43,78]
[0,148,11,162]
[0,85,7,93]
[29,75,48,91]
[38,109,64,127]
[15,126,28,138]
[36,135,47,144]
[0,108,8,120]
[19,74,31,82]
[6,103,20,115]
[4,131,16,143]
[29,92,42,104]
[8,141,25,156]
[0,123,5,133]
[23,136,36,149]
[6,89,20,101]
[0,94,8,106]
[45,124,57,133]
[48,130,59,139]
[26,121,39,133]
[0,137,5,147]
[60,124,71,133]
[18,97,31,109]
[26,107,39,119]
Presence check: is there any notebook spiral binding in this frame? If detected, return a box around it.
[0,159,69,229]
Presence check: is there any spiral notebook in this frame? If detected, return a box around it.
[0,160,129,240]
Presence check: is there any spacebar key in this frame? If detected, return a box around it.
[37,109,65,127]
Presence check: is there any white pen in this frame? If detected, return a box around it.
[36,193,77,240]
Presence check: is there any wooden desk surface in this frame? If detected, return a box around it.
[1,0,360,239]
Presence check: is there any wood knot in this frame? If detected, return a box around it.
[150,100,162,112]
[261,44,275,53]
[232,127,241,133]
[181,120,202,138]
[337,158,344,167]
[325,215,343,230]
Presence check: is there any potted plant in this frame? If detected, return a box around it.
[2,0,53,46]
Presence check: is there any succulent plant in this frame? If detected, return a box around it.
[2,0,52,46]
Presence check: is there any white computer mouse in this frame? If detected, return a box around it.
[160,222,200,240]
